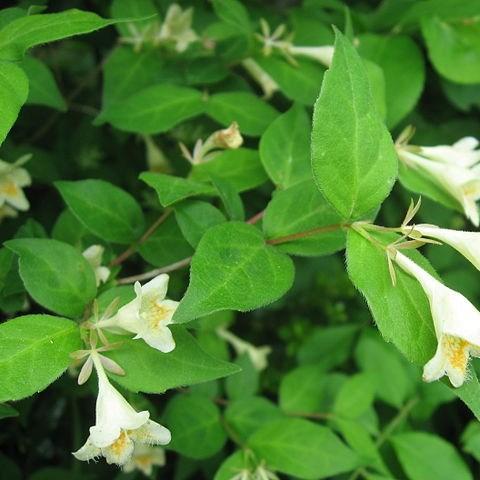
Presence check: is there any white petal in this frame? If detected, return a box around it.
[1,181,29,211]
[131,420,171,445]
[96,266,111,284]
[9,167,31,187]
[136,325,176,353]
[141,274,170,302]
[72,437,101,461]
[102,431,135,466]
[83,245,104,269]
[454,136,479,151]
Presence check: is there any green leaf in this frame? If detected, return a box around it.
[214,451,250,480]
[189,148,267,193]
[225,354,259,400]
[461,421,480,462]
[346,229,436,365]
[0,315,81,402]
[422,17,480,84]
[162,393,226,459]
[106,325,240,393]
[248,418,359,479]
[98,84,205,134]
[260,104,311,189]
[211,176,245,221]
[5,239,96,318]
[333,373,375,419]
[139,215,193,267]
[21,56,66,111]
[263,179,346,257]
[255,56,325,105]
[173,222,295,323]
[0,9,117,61]
[391,432,472,480]
[0,7,26,30]
[0,61,28,146]
[450,370,480,422]
[225,397,284,442]
[174,200,226,248]
[207,92,279,136]
[358,34,425,128]
[110,0,157,38]
[55,179,145,245]
[311,29,397,220]
[355,332,413,408]
[212,0,251,35]
[141,172,215,207]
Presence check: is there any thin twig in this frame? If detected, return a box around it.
[267,223,345,245]
[246,210,264,225]
[117,256,192,284]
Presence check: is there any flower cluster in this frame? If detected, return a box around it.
[396,131,480,226]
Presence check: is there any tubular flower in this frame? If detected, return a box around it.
[212,122,243,150]
[397,148,480,226]
[418,137,480,168]
[100,274,178,353]
[82,245,110,286]
[288,45,335,67]
[241,58,279,99]
[122,444,166,476]
[73,354,170,466]
[0,156,31,213]
[394,251,480,387]
[404,224,480,271]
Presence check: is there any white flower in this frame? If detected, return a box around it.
[419,137,480,168]
[82,245,110,286]
[397,149,480,226]
[241,58,279,99]
[73,354,170,466]
[394,251,480,387]
[212,122,244,150]
[0,204,18,222]
[122,444,166,476]
[289,45,335,67]
[156,4,198,52]
[217,328,271,371]
[0,156,31,212]
[405,224,480,271]
[100,274,178,353]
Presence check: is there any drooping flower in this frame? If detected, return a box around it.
[122,444,166,476]
[82,245,110,286]
[99,274,178,353]
[73,353,170,466]
[217,328,271,371]
[418,136,480,168]
[288,45,335,67]
[404,224,480,271]
[394,251,480,387]
[241,58,279,99]
[0,156,31,213]
[397,148,480,226]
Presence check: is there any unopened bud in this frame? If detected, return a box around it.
[212,122,243,150]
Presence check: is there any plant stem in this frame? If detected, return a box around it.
[247,210,265,224]
[117,256,192,284]
[110,209,172,267]
[267,223,346,245]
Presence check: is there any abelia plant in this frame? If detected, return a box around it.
[2,1,480,479]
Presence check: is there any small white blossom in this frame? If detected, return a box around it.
[122,444,166,476]
[212,122,244,150]
[73,354,170,466]
[82,245,110,286]
[100,274,178,353]
[155,4,198,52]
[394,251,480,387]
[0,156,31,213]
[419,137,480,168]
[241,58,279,99]
[404,224,480,271]
[397,148,480,226]
[288,45,335,67]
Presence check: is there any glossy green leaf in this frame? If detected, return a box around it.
[311,29,397,220]
[5,239,96,318]
[0,61,28,146]
[260,104,311,189]
[106,326,240,393]
[173,222,295,323]
[391,432,472,480]
[110,0,157,38]
[212,0,251,35]
[225,354,258,399]
[162,393,226,459]
[248,418,359,479]
[21,56,66,111]
[0,315,81,402]
[207,92,278,136]
[0,9,117,61]
[211,176,245,221]
[422,17,480,84]
[99,84,205,134]
[333,373,375,419]
[263,179,346,257]
[140,172,215,207]
[56,179,145,244]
